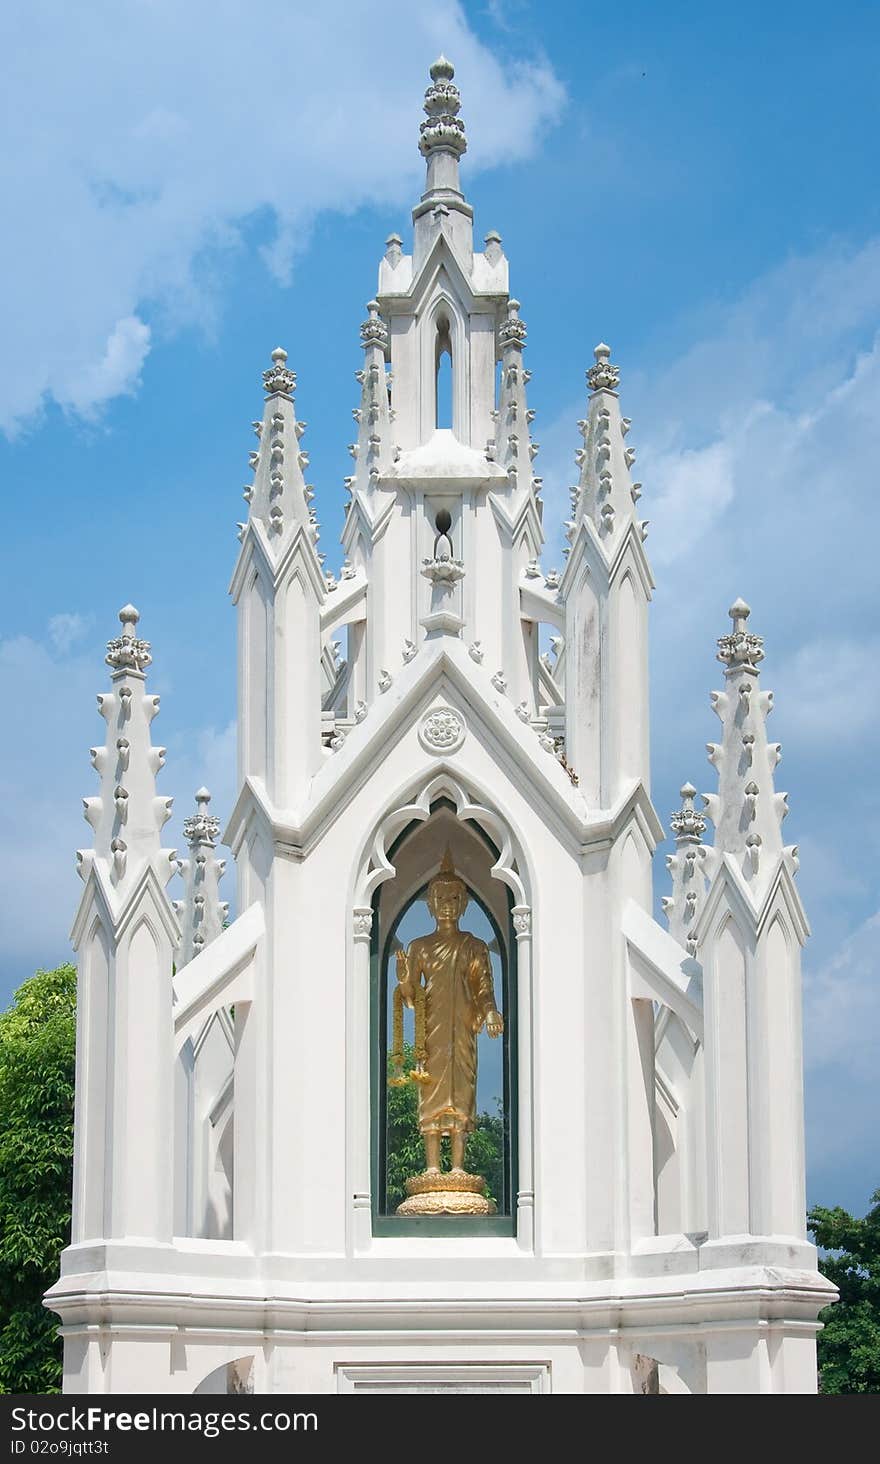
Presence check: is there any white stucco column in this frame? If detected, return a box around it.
[512,905,534,1251]
[349,906,374,1252]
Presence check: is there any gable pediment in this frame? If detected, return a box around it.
[224,638,661,862]
[379,231,503,321]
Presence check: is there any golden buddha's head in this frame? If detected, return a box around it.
[427,848,468,922]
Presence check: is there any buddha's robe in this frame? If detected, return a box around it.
[402,929,498,1134]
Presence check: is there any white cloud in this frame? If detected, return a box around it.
[771,636,880,745]
[58,316,151,416]
[804,910,880,1080]
[0,0,564,433]
[47,612,93,655]
[645,435,736,567]
[803,910,880,1208]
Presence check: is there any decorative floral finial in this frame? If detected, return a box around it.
[716,598,765,672]
[262,345,297,397]
[360,300,389,351]
[420,56,467,159]
[183,787,220,848]
[105,604,152,674]
[587,342,620,393]
[670,782,707,840]
[498,298,527,350]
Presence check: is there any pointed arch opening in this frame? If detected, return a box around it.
[367,796,520,1235]
[435,314,453,430]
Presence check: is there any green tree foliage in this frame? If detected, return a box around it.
[385,1046,504,1211]
[808,1188,880,1394]
[0,965,76,1394]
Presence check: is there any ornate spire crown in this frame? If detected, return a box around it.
[79,604,175,890]
[419,56,467,160]
[105,604,152,675]
[702,598,796,887]
[174,786,228,966]
[498,298,527,350]
[262,345,296,399]
[716,597,764,672]
[663,781,709,952]
[360,300,389,352]
[670,782,707,841]
[587,343,620,394]
[182,786,220,848]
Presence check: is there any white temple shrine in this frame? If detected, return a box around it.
[46,58,835,1395]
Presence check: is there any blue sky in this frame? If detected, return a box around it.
[1,1,878,1216]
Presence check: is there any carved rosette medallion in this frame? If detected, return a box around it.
[419,707,466,755]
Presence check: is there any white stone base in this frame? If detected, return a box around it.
[47,1242,833,1396]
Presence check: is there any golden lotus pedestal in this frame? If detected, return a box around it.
[396,1169,496,1216]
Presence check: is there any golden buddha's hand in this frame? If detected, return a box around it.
[486,1010,504,1038]
[395,948,414,1006]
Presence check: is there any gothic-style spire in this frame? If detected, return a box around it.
[662,782,708,953]
[701,600,797,889]
[243,346,321,555]
[412,58,473,264]
[351,301,394,493]
[569,343,644,549]
[173,788,228,968]
[78,605,176,891]
[493,299,542,513]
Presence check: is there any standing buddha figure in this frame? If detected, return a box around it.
[391,850,504,1214]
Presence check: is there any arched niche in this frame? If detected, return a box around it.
[369,797,519,1235]
[435,313,453,430]
[420,288,467,440]
[193,1355,254,1395]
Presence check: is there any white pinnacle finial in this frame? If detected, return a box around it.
[262,346,296,397]
[498,297,527,351]
[703,599,796,888]
[360,299,389,352]
[176,787,227,965]
[79,605,174,890]
[728,597,751,632]
[587,343,620,392]
[420,55,467,161]
[670,781,706,841]
[105,604,151,674]
[717,597,764,671]
[183,786,220,848]
[242,341,324,552]
[567,337,638,548]
[664,780,709,949]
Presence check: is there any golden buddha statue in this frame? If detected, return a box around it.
[390,850,504,1215]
